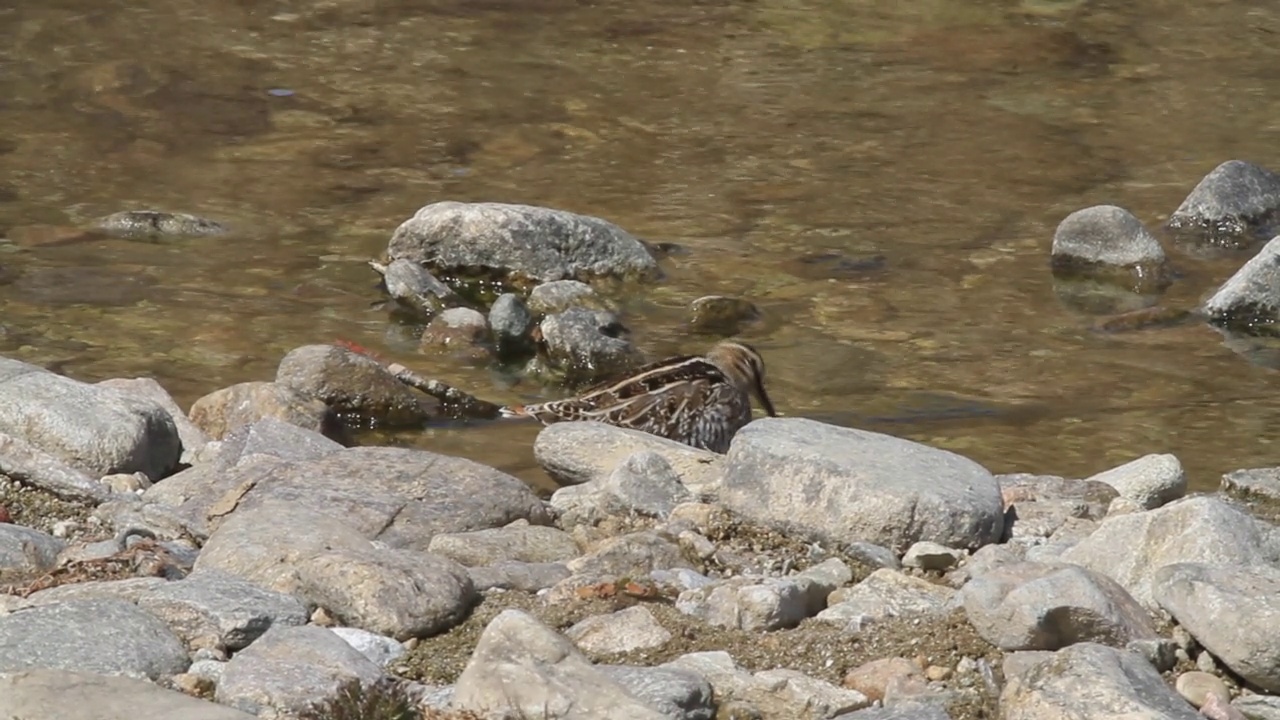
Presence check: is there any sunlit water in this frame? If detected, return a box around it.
[2,0,1280,492]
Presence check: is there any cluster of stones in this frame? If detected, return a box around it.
[1,346,1280,719]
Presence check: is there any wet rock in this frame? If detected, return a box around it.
[1085,454,1185,510]
[489,292,534,352]
[0,598,188,679]
[195,501,476,640]
[1203,236,1280,333]
[453,609,669,719]
[1222,467,1280,502]
[595,665,715,720]
[387,201,660,283]
[467,560,571,592]
[960,561,1157,651]
[0,358,181,481]
[0,669,255,720]
[330,627,406,669]
[94,210,228,238]
[1000,643,1199,719]
[818,569,955,631]
[136,569,308,652]
[842,657,924,703]
[98,377,210,464]
[1154,562,1280,692]
[539,307,640,382]
[275,344,439,427]
[688,296,761,335]
[1167,160,1280,238]
[721,419,1004,551]
[188,381,340,441]
[1051,205,1165,268]
[0,524,65,573]
[210,417,344,468]
[1061,496,1280,606]
[677,559,850,632]
[1176,671,1231,709]
[215,625,384,717]
[419,307,493,359]
[565,605,673,655]
[534,421,722,492]
[145,445,550,546]
[528,279,610,314]
[426,525,580,566]
[373,258,459,317]
[902,542,964,571]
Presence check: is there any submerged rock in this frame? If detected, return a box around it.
[1167,160,1280,241]
[528,279,611,314]
[372,258,460,318]
[275,344,438,427]
[93,210,228,238]
[386,201,660,284]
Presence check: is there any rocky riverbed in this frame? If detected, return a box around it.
[1,347,1280,720]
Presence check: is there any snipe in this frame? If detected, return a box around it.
[499,341,776,453]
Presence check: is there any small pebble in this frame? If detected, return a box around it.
[171,672,213,697]
[0,505,11,523]
[925,665,952,682]
[1175,671,1230,709]
[311,607,336,626]
[1197,651,1219,674]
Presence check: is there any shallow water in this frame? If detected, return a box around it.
[2,0,1280,491]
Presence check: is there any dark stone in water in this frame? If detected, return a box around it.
[1202,236,1280,335]
[14,266,154,306]
[783,252,888,281]
[93,210,228,239]
[1167,160,1280,246]
[1090,306,1194,334]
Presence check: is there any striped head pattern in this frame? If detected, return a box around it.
[704,341,777,418]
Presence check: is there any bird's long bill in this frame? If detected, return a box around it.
[753,377,777,417]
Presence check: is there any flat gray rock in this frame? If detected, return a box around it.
[1222,467,1280,502]
[427,524,580,567]
[212,417,344,468]
[1085,454,1186,510]
[467,560,572,592]
[603,450,693,517]
[678,559,850,632]
[453,609,668,719]
[94,210,228,238]
[0,669,255,720]
[1000,643,1199,719]
[834,704,954,720]
[387,201,660,283]
[567,606,673,655]
[596,665,715,720]
[144,444,551,548]
[721,418,1004,551]
[1168,160,1280,236]
[1062,496,1280,607]
[961,561,1157,651]
[817,569,955,631]
[215,625,384,718]
[1203,235,1280,330]
[137,569,308,651]
[0,524,65,573]
[0,598,189,679]
[195,501,476,640]
[1051,205,1165,267]
[330,627,406,669]
[535,421,722,491]
[0,357,181,480]
[1154,562,1280,692]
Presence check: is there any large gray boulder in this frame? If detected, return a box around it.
[0,599,189,679]
[195,501,476,640]
[1051,205,1165,268]
[1061,495,1280,607]
[387,201,660,283]
[0,670,255,720]
[720,419,1004,551]
[0,358,181,480]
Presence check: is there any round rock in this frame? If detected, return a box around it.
[1052,205,1165,267]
